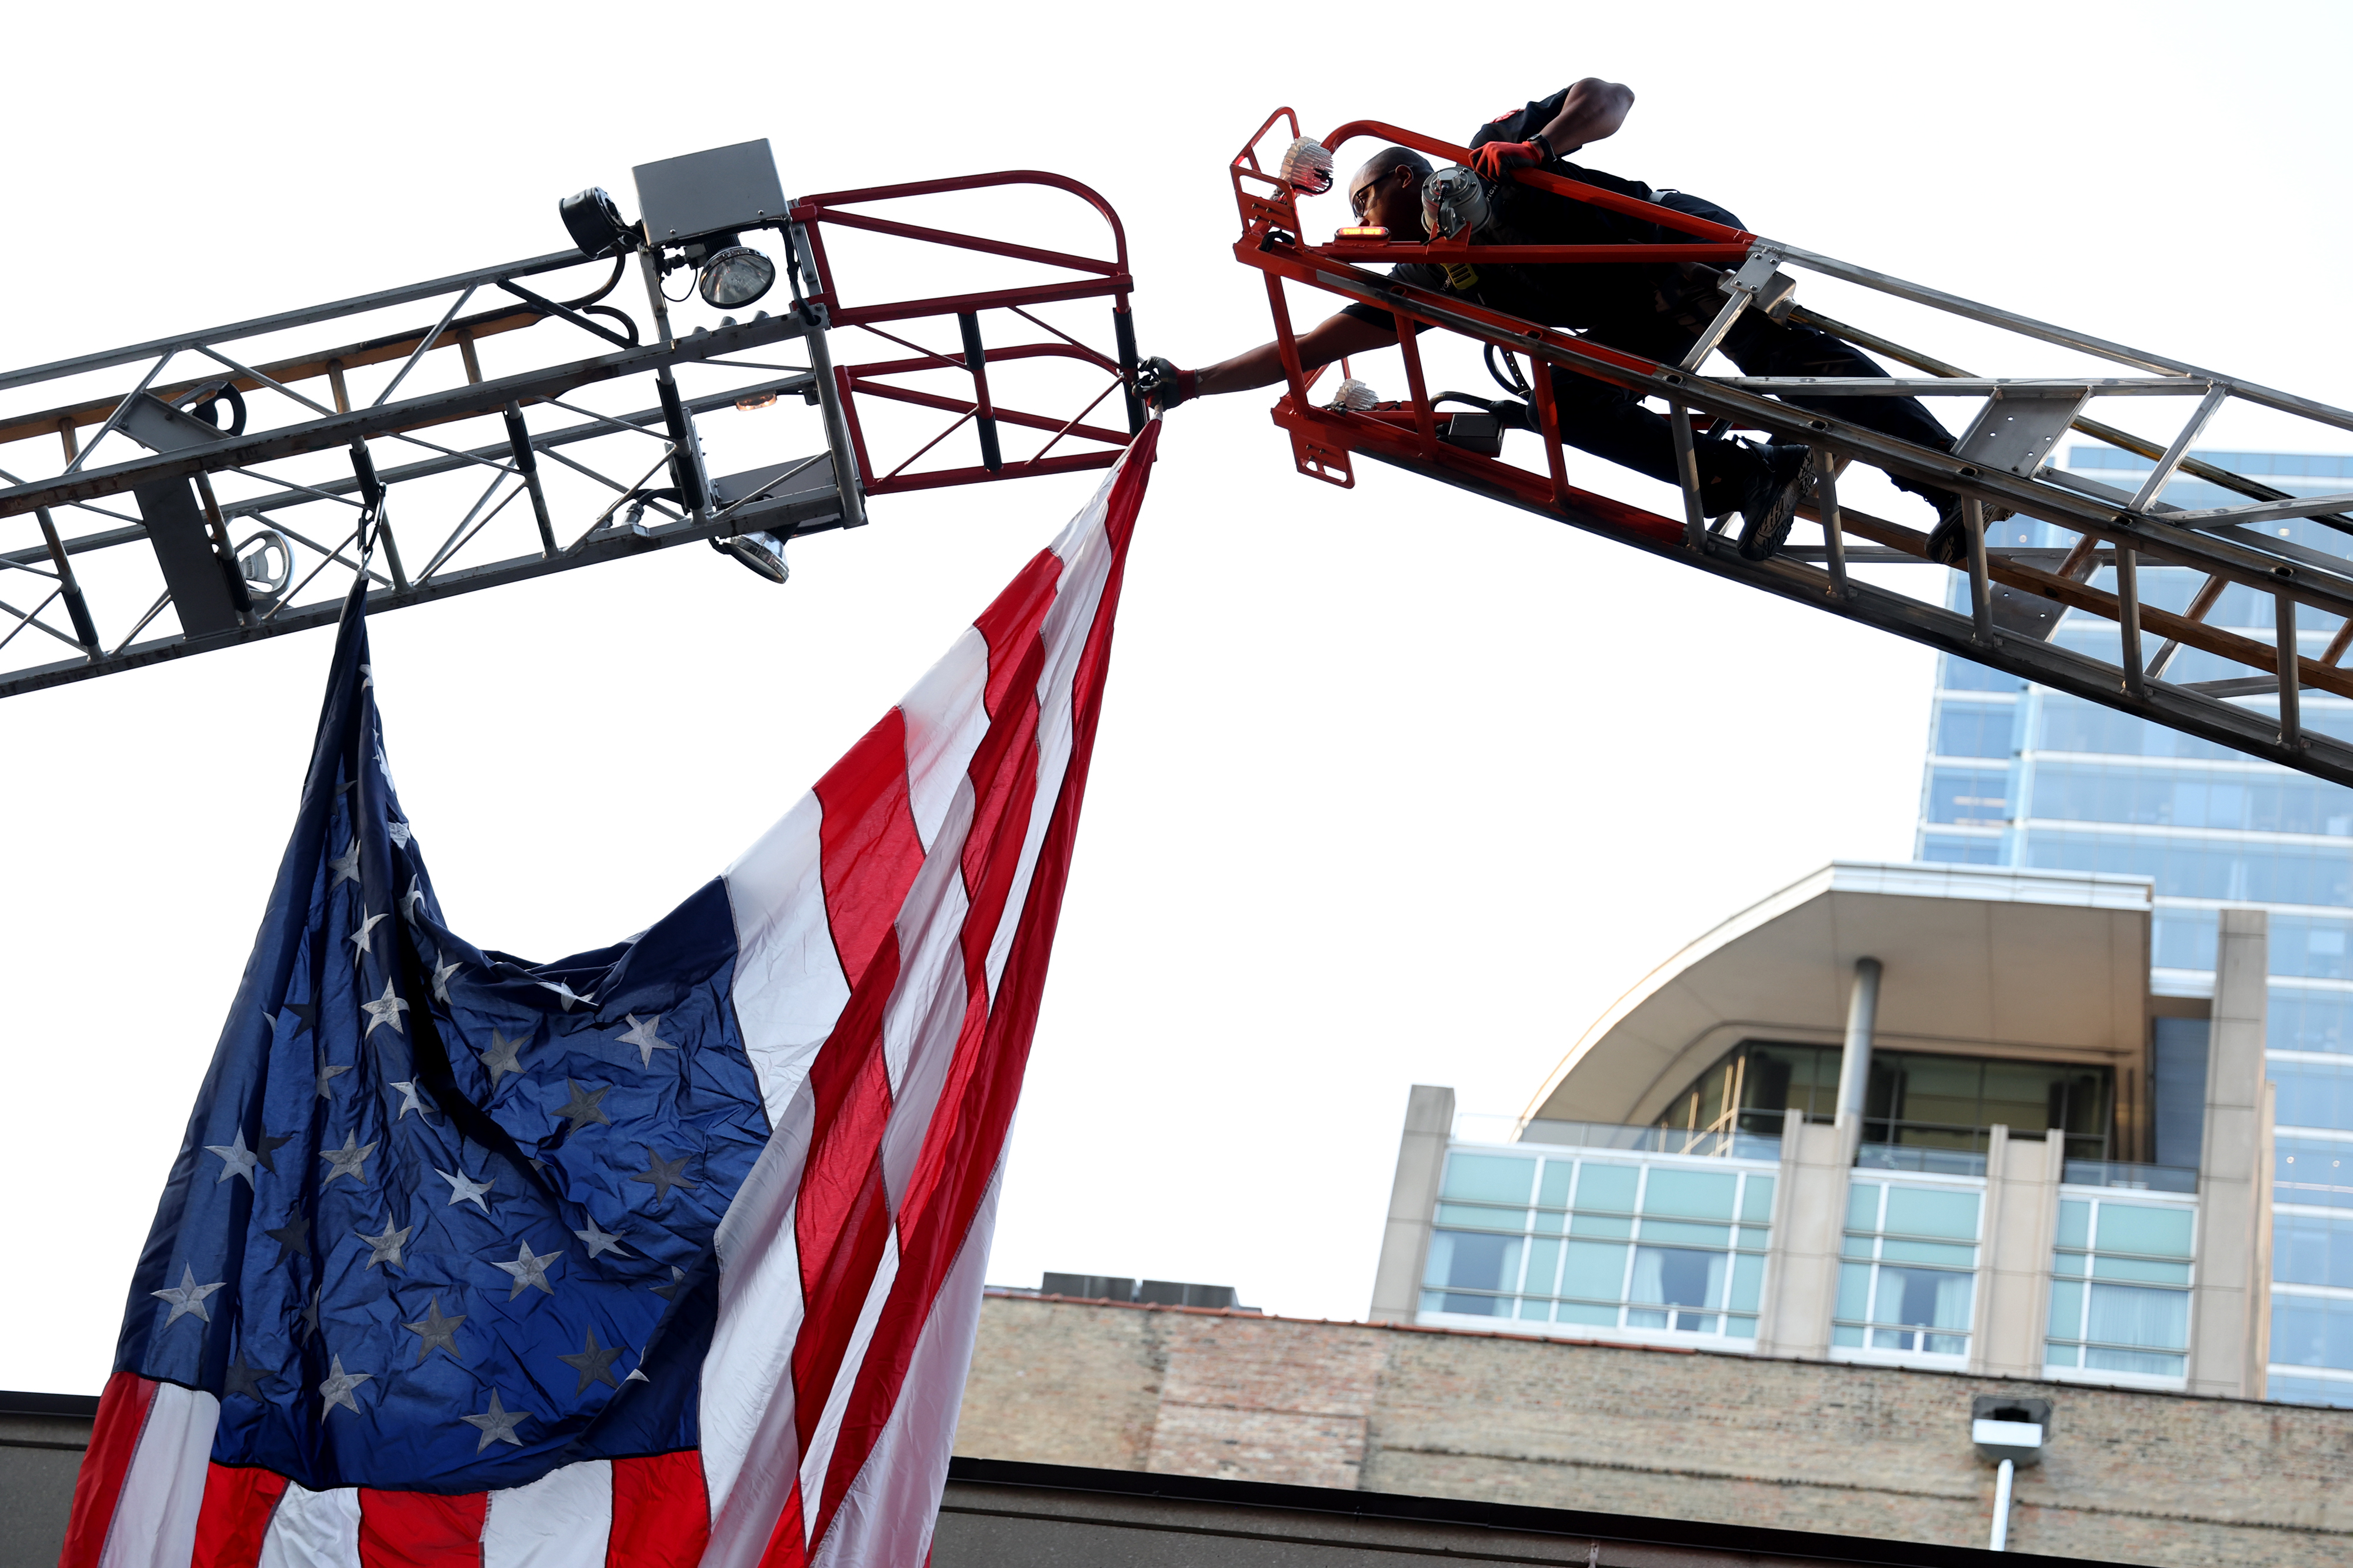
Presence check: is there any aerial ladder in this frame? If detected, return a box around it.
[1232,111,2353,790]
[0,139,1141,701]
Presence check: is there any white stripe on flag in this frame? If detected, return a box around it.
[879,777,976,1099]
[96,1383,216,1568]
[480,1457,612,1568]
[701,1125,811,1568]
[725,790,850,1126]
[900,627,992,853]
[808,1161,1004,1568]
[256,1482,362,1568]
[796,1226,901,1543]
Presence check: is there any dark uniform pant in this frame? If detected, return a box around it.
[1548,307,1958,515]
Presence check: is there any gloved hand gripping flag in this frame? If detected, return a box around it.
[62,423,1159,1568]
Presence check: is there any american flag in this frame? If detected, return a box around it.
[62,423,1158,1568]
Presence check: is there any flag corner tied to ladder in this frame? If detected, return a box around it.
[64,422,1160,1568]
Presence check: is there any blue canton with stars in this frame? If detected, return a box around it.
[115,586,771,1493]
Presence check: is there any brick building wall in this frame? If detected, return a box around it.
[954,1292,2353,1567]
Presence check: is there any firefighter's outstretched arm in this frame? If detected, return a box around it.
[1474,78,1636,178]
[1137,311,1399,411]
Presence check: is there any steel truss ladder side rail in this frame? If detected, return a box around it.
[1226,107,2353,790]
[0,171,1144,702]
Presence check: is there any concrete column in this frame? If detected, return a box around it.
[1971,1124,2064,1377]
[1368,1085,1454,1324]
[2189,909,2270,1398]
[1834,957,1883,1125]
[1756,1111,1851,1360]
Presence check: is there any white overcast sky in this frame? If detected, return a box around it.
[4,1,2351,1391]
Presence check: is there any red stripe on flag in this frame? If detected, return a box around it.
[59,1370,159,1568]
[192,1464,291,1568]
[814,709,925,990]
[357,1487,487,1567]
[970,551,1063,719]
[807,428,1156,1543]
[752,1476,809,1568]
[608,1452,711,1568]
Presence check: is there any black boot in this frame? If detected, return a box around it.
[1735,445,1815,562]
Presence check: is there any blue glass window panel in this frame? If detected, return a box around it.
[2052,1250,2087,1278]
[2019,829,2353,909]
[1922,835,2005,866]
[1843,1233,1876,1259]
[2276,919,2353,983]
[1435,1203,1524,1232]
[1575,1163,1638,1213]
[1738,1225,1771,1251]
[1725,1315,1757,1339]
[1884,1186,1980,1240]
[1939,657,2027,693]
[1443,1153,1537,1203]
[1882,1239,1978,1268]
[1835,1262,1871,1320]
[1517,1296,1553,1320]
[1523,1237,1562,1298]
[2275,1139,2353,1207]
[2048,1278,2085,1337]
[2086,1346,2185,1376]
[1570,1212,1634,1239]
[2032,693,2241,761]
[1741,1176,1775,1222]
[1425,1230,1522,1294]
[1537,1161,1575,1209]
[2268,1373,2353,1408]
[1832,1323,1866,1347]
[2045,1342,2080,1368]
[2025,762,2353,836]
[1559,1240,1628,1300]
[1928,767,2012,826]
[1729,1253,1764,1313]
[1641,1219,1731,1248]
[1642,1169,1737,1220]
[2092,1255,2192,1286]
[1555,1300,1619,1326]
[2094,1203,2195,1258]
[1936,703,2016,759]
[2271,1295,2353,1369]
[1848,1182,1882,1232]
[2152,910,2218,973]
[2057,1199,2091,1249]
[2272,990,2353,1055]
[2275,1213,2353,1288]
[1531,1209,1564,1235]
[2277,1061,2353,1132]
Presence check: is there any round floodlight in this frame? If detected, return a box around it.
[698,246,776,309]
[560,187,635,259]
[717,530,789,585]
[235,529,294,602]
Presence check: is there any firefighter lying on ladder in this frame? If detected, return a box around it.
[1139,79,1985,566]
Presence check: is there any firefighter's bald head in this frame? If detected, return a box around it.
[1348,146,1432,229]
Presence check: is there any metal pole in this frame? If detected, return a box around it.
[2279,588,2304,751]
[1669,403,1706,551]
[34,508,99,654]
[502,403,558,558]
[1964,498,1994,645]
[1817,447,1848,599]
[1835,957,1882,1126]
[2117,547,2147,698]
[1989,1457,2014,1551]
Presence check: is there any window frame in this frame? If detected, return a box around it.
[1831,1173,1985,1372]
[2044,1186,2197,1391]
[1418,1140,1778,1351]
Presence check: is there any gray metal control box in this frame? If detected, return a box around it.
[632,139,787,246]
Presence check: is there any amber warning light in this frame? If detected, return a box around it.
[1335,225,1389,241]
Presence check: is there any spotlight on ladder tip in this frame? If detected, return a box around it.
[1329,378,1378,412]
[697,245,776,309]
[715,531,789,585]
[1279,137,1334,195]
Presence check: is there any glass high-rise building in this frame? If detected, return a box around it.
[1917,446,2353,1408]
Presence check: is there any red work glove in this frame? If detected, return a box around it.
[1135,357,1199,412]
[1471,134,1553,181]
